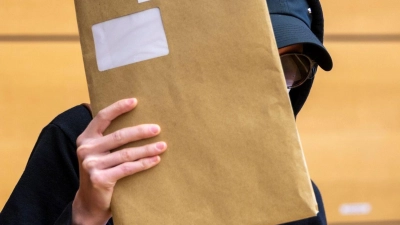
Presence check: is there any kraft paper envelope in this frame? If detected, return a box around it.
[74,0,318,224]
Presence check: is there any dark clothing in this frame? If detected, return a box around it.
[0,105,112,225]
[0,105,326,225]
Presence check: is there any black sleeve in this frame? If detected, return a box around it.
[0,105,321,225]
[0,105,110,225]
[54,202,73,225]
[0,123,79,224]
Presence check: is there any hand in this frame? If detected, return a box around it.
[72,98,167,225]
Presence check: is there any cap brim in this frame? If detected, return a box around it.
[270,14,333,71]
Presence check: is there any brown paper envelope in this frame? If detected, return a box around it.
[74,0,318,224]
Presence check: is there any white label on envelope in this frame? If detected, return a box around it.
[92,8,169,72]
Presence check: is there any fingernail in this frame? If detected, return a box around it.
[150,125,160,134]
[126,98,137,106]
[150,156,160,163]
[155,142,166,151]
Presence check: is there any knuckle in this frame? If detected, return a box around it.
[137,125,150,138]
[76,135,85,146]
[96,109,107,121]
[140,159,149,170]
[90,171,105,187]
[76,143,93,159]
[119,149,131,162]
[82,158,98,171]
[147,143,159,155]
[138,125,147,135]
[116,100,125,112]
[146,145,153,155]
[112,130,124,142]
[120,164,135,177]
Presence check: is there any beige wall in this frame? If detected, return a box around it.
[0,0,89,214]
[1,0,399,224]
[297,0,400,223]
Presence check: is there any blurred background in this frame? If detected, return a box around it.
[0,0,399,224]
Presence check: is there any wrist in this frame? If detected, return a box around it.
[72,193,111,225]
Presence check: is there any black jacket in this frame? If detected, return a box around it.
[0,104,326,224]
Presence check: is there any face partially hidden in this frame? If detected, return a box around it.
[278,44,303,55]
[278,44,303,93]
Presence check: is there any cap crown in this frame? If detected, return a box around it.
[267,0,312,28]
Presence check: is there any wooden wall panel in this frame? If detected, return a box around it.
[3,0,400,35]
[0,43,89,207]
[322,0,400,34]
[0,0,77,34]
[297,42,400,223]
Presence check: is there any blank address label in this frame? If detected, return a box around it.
[92,8,169,71]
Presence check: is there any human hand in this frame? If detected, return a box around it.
[72,98,167,225]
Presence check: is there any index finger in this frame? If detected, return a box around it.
[85,98,138,136]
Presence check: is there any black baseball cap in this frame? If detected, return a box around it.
[267,0,333,71]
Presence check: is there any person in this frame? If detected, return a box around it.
[0,0,333,224]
